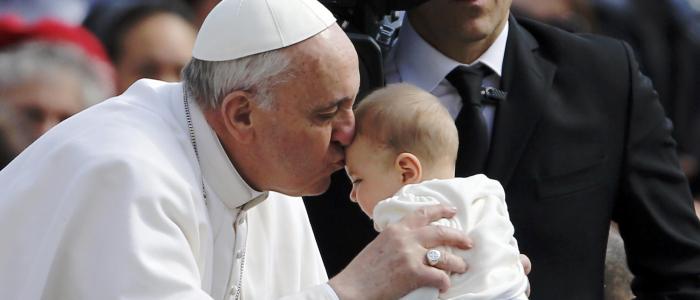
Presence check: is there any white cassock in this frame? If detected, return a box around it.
[373,175,529,300]
[0,79,336,300]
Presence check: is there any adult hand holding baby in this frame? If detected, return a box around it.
[329,204,472,300]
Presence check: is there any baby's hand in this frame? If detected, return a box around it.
[520,254,532,296]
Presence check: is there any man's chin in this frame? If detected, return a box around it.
[278,177,331,197]
[303,178,332,196]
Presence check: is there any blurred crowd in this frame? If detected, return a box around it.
[0,0,698,298]
[0,0,206,167]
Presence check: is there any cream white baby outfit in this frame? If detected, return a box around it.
[373,175,529,300]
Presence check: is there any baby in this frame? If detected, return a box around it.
[345,83,528,300]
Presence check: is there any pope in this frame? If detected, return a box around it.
[0,0,473,299]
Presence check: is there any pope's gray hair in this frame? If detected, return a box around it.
[181,49,292,109]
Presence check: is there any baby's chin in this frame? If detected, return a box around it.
[359,205,374,219]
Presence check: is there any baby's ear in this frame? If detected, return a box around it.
[395,153,422,184]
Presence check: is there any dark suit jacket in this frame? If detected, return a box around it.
[304,16,700,299]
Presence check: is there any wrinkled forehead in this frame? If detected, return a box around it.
[281,34,359,108]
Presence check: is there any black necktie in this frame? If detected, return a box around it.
[445,65,490,176]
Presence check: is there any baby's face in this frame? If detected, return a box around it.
[345,136,404,217]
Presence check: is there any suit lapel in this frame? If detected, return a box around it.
[484,17,556,186]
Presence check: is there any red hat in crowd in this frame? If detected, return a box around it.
[0,14,111,65]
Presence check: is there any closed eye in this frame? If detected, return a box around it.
[313,97,353,122]
[317,110,337,121]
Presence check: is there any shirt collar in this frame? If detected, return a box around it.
[396,15,509,92]
[183,86,267,211]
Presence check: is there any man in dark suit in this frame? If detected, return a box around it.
[305,0,700,298]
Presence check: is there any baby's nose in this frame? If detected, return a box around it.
[349,186,357,203]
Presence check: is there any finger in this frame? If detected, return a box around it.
[419,265,452,293]
[526,281,531,297]
[400,205,458,228]
[417,225,473,250]
[520,254,532,275]
[426,250,469,274]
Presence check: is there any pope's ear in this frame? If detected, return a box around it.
[219,90,254,143]
[395,153,422,184]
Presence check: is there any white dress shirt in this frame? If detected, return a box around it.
[0,79,336,300]
[384,16,509,138]
[373,175,528,300]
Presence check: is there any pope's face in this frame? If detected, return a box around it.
[253,25,360,196]
[409,0,511,48]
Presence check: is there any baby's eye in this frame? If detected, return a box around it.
[352,179,362,185]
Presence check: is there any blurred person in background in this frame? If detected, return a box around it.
[0,102,31,168]
[84,0,196,93]
[0,16,114,168]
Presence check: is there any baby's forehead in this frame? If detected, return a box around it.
[343,153,361,178]
[344,137,366,161]
[347,133,377,151]
[346,135,380,161]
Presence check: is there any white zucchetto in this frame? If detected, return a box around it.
[193,0,336,61]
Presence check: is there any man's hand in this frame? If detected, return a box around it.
[329,205,472,300]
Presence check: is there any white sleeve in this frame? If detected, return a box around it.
[1,156,213,299]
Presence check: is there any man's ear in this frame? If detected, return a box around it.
[219,90,255,143]
[394,153,422,184]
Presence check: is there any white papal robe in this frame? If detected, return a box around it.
[0,79,336,300]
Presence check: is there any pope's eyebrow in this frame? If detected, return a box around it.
[313,97,351,113]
